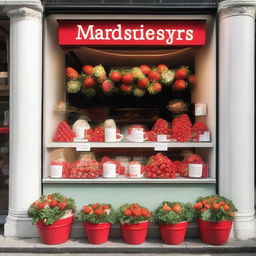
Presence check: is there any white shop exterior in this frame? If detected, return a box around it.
[0,0,255,240]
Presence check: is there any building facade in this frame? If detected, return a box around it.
[0,0,255,240]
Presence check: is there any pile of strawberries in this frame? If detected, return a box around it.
[147,116,208,142]
[52,121,76,142]
[69,158,102,179]
[144,153,176,179]
[66,64,196,98]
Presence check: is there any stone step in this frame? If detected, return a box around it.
[0,236,256,254]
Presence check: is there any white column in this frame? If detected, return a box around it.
[4,6,43,237]
[219,1,256,240]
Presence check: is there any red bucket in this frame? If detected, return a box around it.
[121,221,149,245]
[198,219,232,245]
[36,214,74,245]
[160,221,188,245]
[83,222,111,244]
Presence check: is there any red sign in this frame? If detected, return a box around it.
[58,20,206,46]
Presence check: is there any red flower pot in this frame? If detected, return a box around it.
[83,222,111,244]
[36,214,74,245]
[160,221,188,245]
[198,219,232,245]
[121,221,149,245]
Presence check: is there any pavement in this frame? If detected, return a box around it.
[0,235,256,254]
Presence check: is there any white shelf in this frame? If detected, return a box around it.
[46,142,214,149]
[43,177,216,184]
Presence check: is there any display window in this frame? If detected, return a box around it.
[43,15,216,211]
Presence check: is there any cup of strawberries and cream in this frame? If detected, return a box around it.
[129,161,143,178]
[127,125,147,142]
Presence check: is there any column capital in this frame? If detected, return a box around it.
[6,6,43,20]
[218,1,256,20]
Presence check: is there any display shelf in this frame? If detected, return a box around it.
[46,142,214,148]
[43,177,216,184]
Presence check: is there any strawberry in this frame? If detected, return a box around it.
[193,202,203,210]
[49,200,58,208]
[148,70,160,81]
[131,67,144,79]
[173,80,187,90]
[188,74,196,85]
[162,203,172,211]
[65,67,78,80]
[132,208,142,217]
[102,204,110,210]
[120,84,132,93]
[58,202,67,210]
[157,64,168,73]
[37,203,45,209]
[67,80,81,93]
[83,206,92,214]
[101,80,114,93]
[223,204,231,211]
[109,71,122,82]
[212,203,221,210]
[83,76,96,88]
[94,208,104,215]
[147,82,162,94]
[124,209,132,216]
[122,73,134,84]
[175,66,189,80]
[82,65,94,75]
[137,77,149,89]
[139,65,151,75]
[141,209,149,217]
[172,204,181,213]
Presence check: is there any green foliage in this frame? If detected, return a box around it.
[77,203,116,224]
[154,201,195,225]
[117,203,151,225]
[28,193,76,225]
[194,194,237,222]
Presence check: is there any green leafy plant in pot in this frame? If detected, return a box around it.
[154,201,195,244]
[28,193,76,245]
[117,203,151,245]
[194,195,237,245]
[77,203,115,244]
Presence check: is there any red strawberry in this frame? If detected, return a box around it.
[137,77,149,89]
[148,70,160,81]
[82,65,94,75]
[157,64,168,73]
[122,73,134,84]
[175,66,189,80]
[139,65,151,75]
[120,84,132,93]
[109,71,122,82]
[101,80,114,92]
[173,80,187,90]
[189,75,196,86]
[83,76,96,88]
[49,200,58,208]
[94,208,104,215]
[148,82,162,94]
[65,67,78,80]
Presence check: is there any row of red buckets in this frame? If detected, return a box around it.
[37,215,232,245]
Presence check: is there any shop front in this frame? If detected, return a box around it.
[0,0,255,242]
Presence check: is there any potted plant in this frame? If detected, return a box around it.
[28,193,76,245]
[194,195,237,245]
[77,203,115,244]
[154,201,195,244]
[117,203,151,245]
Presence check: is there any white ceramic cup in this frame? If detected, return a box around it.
[188,164,203,178]
[128,128,147,142]
[74,127,88,139]
[129,163,143,178]
[50,165,63,178]
[105,128,123,142]
[103,162,117,178]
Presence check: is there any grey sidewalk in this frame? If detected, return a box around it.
[0,234,256,254]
